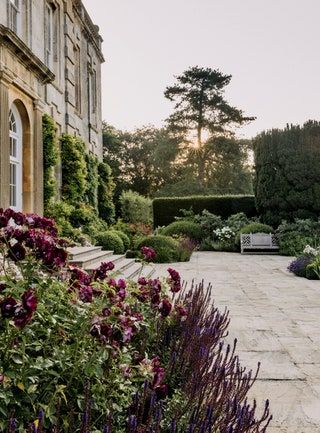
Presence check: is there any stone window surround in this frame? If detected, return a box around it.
[0,24,55,84]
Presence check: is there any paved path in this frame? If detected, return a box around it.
[154,252,320,433]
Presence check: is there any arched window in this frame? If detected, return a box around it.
[9,106,23,211]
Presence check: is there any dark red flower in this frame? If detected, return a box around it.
[141,246,157,262]
[0,216,8,228]
[138,277,148,286]
[0,297,17,318]
[8,243,26,262]
[13,306,32,328]
[0,282,6,293]
[4,208,14,219]
[13,212,26,226]
[79,286,93,303]
[159,298,172,318]
[93,261,115,281]
[22,289,38,313]
[167,268,182,293]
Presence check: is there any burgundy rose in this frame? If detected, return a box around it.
[4,208,14,219]
[22,289,38,313]
[79,286,93,303]
[93,261,115,281]
[0,297,17,318]
[13,212,26,226]
[138,277,148,286]
[0,216,8,228]
[13,306,32,329]
[0,282,6,293]
[167,268,182,293]
[8,243,26,262]
[159,299,172,318]
[141,246,157,262]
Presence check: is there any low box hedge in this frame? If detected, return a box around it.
[153,195,257,228]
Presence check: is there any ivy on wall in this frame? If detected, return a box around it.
[85,153,99,211]
[60,134,88,205]
[42,114,58,211]
[98,161,115,224]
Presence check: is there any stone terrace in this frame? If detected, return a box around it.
[155,252,320,433]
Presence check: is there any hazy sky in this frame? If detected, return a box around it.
[82,0,320,138]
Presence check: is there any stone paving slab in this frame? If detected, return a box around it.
[154,252,320,432]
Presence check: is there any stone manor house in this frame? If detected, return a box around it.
[0,0,104,215]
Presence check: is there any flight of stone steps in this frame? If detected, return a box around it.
[67,246,155,281]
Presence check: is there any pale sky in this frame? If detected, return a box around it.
[82,0,320,138]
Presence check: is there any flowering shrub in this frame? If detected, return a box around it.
[0,209,271,432]
[288,244,320,280]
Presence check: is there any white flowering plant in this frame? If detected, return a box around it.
[213,226,235,243]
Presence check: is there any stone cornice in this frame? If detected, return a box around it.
[72,0,105,63]
[0,25,55,84]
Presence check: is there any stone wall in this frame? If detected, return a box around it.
[0,0,104,213]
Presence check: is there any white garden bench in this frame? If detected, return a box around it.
[240,233,279,254]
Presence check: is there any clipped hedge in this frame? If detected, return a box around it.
[135,235,181,263]
[239,223,274,235]
[153,195,256,228]
[161,221,202,241]
[111,230,131,251]
[95,231,124,254]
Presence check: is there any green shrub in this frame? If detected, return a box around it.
[226,212,250,233]
[120,190,152,225]
[279,233,314,256]
[69,203,97,228]
[95,231,125,254]
[161,221,202,241]
[194,210,224,238]
[153,195,256,228]
[135,235,181,263]
[240,223,274,234]
[306,264,320,280]
[43,114,58,211]
[110,230,130,251]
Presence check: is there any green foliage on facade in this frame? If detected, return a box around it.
[42,114,58,210]
[153,195,256,228]
[254,120,320,226]
[60,134,88,204]
[85,153,99,210]
[97,161,116,224]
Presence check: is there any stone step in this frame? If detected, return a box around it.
[85,255,135,275]
[68,246,103,261]
[69,249,114,268]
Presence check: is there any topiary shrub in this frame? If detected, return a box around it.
[240,223,274,234]
[161,220,202,241]
[135,235,181,263]
[110,230,130,251]
[95,231,124,254]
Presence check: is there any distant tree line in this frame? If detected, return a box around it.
[103,66,255,204]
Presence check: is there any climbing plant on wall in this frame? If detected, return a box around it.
[42,114,58,211]
[85,153,99,211]
[60,134,88,205]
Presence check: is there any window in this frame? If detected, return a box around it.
[74,46,81,113]
[88,67,97,114]
[9,0,20,34]
[9,107,23,211]
[45,3,53,67]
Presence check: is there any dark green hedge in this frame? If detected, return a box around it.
[153,195,256,228]
[254,120,320,226]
